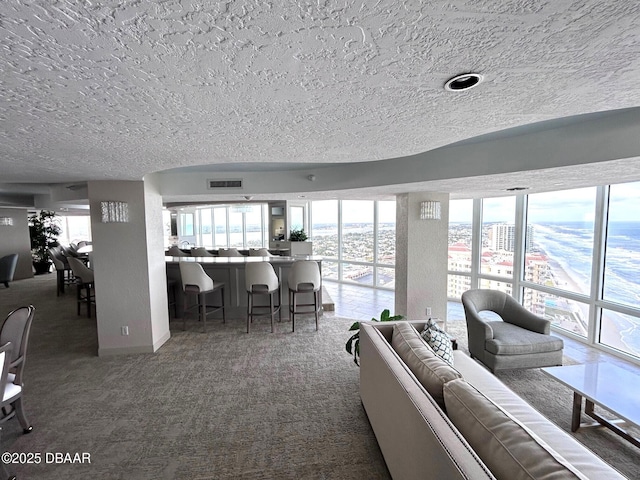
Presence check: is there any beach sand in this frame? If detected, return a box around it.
[546,257,636,355]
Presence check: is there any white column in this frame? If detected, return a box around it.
[395,192,450,321]
[88,178,170,356]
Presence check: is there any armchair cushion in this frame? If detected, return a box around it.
[486,322,565,356]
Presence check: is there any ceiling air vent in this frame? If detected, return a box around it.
[207,179,243,189]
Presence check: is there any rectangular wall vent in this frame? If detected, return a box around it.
[207,179,243,189]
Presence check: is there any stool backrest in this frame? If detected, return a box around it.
[179,262,214,291]
[245,262,279,292]
[288,261,321,291]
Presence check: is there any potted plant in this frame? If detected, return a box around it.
[29,210,61,274]
[289,228,308,241]
[345,309,404,365]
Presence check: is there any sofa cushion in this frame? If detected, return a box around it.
[391,322,461,409]
[443,378,588,480]
[486,321,564,355]
[420,319,454,365]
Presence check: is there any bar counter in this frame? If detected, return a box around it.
[166,255,323,316]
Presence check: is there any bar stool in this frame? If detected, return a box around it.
[67,256,95,318]
[245,262,281,333]
[288,260,321,331]
[179,262,225,332]
[167,279,178,319]
[218,248,244,257]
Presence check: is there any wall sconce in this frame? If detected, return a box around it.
[420,201,441,220]
[0,217,14,226]
[101,201,129,223]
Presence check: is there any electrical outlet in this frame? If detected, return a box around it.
[121,326,129,336]
[426,307,432,317]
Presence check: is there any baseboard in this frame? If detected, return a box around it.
[98,330,171,357]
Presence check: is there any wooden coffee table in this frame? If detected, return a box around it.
[541,363,640,448]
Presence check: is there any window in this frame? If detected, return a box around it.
[58,215,92,245]
[244,205,264,248]
[448,199,473,274]
[452,184,640,363]
[342,200,374,262]
[600,309,640,357]
[213,207,227,247]
[480,197,515,280]
[199,208,213,247]
[526,188,596,296]
[311,199,395,289]
[312,200,338,259]
[377,201,396,287]
[180,212,194,236]
[603,182,640,308]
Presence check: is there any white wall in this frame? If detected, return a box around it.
[88,180,170,356]
[395,192,449,321]
[0,207,33,281]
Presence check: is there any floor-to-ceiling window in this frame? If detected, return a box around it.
[600,182,640,357]
[311,200,339,281]
[177,204,269,249]
[524,188,596,337]
[447,182,640,363]
[58,215,92,246]
[311,199,395,289]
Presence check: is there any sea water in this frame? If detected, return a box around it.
[533,221,640,355]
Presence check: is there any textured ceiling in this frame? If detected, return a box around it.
[1,1,640,203]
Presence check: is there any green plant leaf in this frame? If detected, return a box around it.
[380,309,391,321]
[348,321,360,331]
[354,339,360,365]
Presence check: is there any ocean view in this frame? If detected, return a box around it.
[531,221,640,356]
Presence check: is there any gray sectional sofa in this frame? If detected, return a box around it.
[359,320,627,480]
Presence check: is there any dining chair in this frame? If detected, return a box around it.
[67,256,95,318]
[0,305,35,435]
[49,248,73,296]
[245,262,281,333]
[179,262,225,332]
[0,254,18,288]
[287,260,321,332]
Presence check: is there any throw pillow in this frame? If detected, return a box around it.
[443,379,588,480]
[421,319,454,366]
[391,322,461,409]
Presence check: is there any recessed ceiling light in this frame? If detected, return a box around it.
[444,73,484,92]
[505,187,529,191]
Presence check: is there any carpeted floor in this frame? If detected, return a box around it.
[0,274,389,479]
[1,274,639,479]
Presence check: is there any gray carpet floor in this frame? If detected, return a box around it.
[1,274,638,479]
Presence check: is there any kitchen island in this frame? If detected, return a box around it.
[166,255,324,317]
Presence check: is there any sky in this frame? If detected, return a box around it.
[450,181,640,223]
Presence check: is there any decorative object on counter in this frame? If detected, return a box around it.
[289,228,308,242]
[345,309,403,366]
[28,210,61,275]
